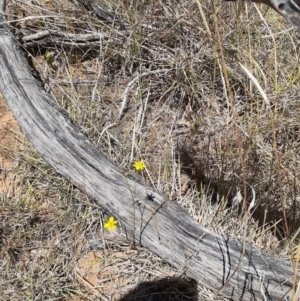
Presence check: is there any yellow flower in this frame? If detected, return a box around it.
[133,160,146,171]
[104,216,118,231]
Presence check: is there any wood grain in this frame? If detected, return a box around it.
[0,1,297,300]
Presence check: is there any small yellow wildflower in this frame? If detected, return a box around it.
[133,160,146,171]
[104,216,118,231]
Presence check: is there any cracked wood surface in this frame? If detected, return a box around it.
[0,1,297,300]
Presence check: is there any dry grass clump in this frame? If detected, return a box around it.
[2,0,300,300]
[0,139,89,299]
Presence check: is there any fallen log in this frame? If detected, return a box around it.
[0,1,297,300]
[22,30,106,51]
[225,0,300,30]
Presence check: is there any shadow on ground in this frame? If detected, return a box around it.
[118,277,197,301]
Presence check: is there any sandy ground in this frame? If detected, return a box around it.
[0,95,23,196]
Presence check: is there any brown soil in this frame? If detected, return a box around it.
[0,95,23,195]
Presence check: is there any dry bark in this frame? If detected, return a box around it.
[225,0,300,29]
[22,30,105,51]
[0,1,297,300]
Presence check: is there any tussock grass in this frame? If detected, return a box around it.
[2,0,300,300]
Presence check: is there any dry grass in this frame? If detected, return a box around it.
[2,0,300,300]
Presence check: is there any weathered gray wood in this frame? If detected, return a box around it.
[0,1,297,300]
[225,0,300,30]
[23,30,105,50]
